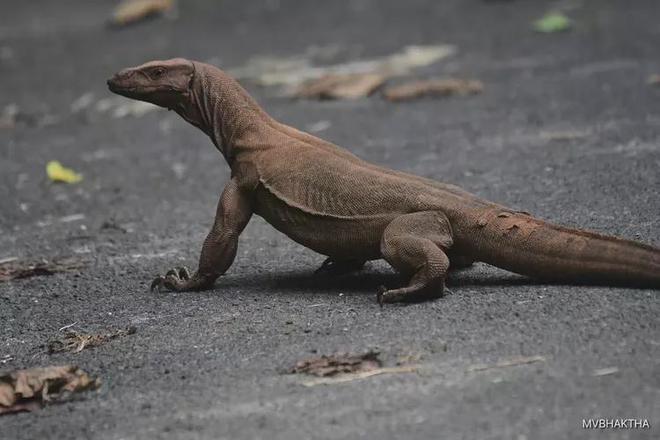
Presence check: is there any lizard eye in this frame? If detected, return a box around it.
[152,67,165,78]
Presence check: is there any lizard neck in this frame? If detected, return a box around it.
[183,62,272,164]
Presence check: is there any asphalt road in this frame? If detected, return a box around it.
[1,1,658,439]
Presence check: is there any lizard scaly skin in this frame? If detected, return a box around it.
[107,58,660,303]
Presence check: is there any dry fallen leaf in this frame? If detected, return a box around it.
[111,0,174,26]
[0,257,86,282]
[290,351,381,377]
[46,161,83,184]
[647,74,660,86]
[229,44,455,88]
[294,73,386,100]
[383,78,483,102]
[0,104,18,130]
[533,12,571,33]
[305,120,332,133]
[0,104,56,129]
[95,96,160,118]
[290,351,417,386]
[0,366,100,415]
[467,355,546,372]
[47,327,136,354]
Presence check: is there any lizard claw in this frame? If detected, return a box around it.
[150,276,165,293]
[150,266,192,293]
[376,285,387,307]
[314,258,334,275]
[166,266,191,281]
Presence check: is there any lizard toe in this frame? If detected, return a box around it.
[314,258,334,275]
[162,274,185,291]
[376,285,387,307]
[150,276,165,293]
[165,268,180,279]
[175,266,191,280]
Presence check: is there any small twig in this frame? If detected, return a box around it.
[467,355,546,372]
[301,365,418,386]
[58,322,77,332]
[592,367,619,377]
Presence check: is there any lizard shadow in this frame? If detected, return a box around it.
[224,269,400,295]
[222,265,552,297]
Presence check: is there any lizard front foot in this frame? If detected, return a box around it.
[150,266,208,293]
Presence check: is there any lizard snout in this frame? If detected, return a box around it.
[107,69,136,92]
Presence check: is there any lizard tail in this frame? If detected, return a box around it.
[462,211,660,288]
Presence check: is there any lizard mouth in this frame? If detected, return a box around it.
[107,81,149,95]
[107,79,181,98]
[106,78,136,96]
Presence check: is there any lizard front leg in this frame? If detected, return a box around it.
[378,211,453,304]
[151,176,254,292]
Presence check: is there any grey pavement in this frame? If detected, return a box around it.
[0,0,658,439]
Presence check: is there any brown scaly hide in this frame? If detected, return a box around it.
[111,59,660,302]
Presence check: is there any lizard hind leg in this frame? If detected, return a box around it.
[378,211,453,304]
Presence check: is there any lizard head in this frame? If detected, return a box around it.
[107,58,195,109]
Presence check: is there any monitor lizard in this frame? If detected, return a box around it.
[107,58,660,304]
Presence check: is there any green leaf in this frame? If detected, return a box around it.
[46,161,82,184]
[533,12,571,33]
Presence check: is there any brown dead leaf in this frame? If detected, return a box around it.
[648,74,660,86]
[230,45,455,88]
[292,351,417,386]
[383,78,483,102]
[0,257,86,282]
[290,351,381,377]
[294,73,386,100]
[111,0,173,26]
[47,327,136,354]
[0,382,14,406]
[0,366,100,415]
[0,104,18,130]
[0,104,57,130]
